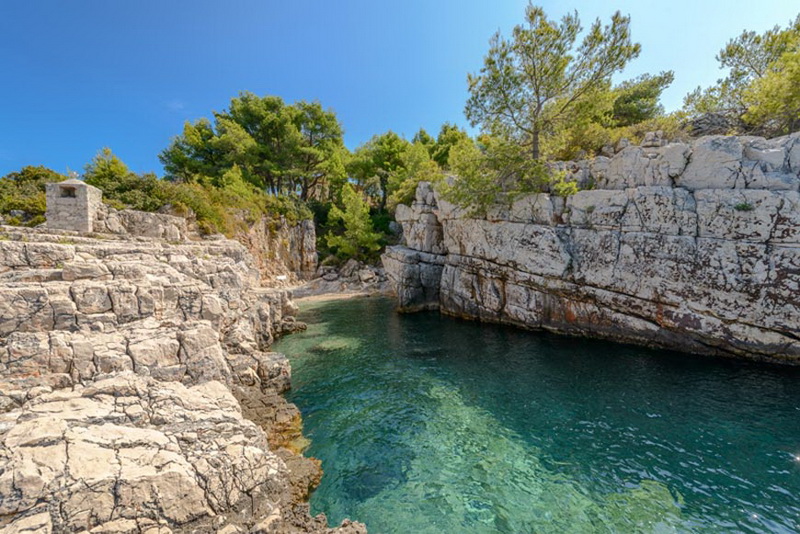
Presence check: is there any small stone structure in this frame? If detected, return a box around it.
[45,178,102,233]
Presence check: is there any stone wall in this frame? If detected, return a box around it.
[383,133,800,364]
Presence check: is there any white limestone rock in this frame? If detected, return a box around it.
[677,136,743,190]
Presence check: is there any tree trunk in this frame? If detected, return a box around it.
[531,124,541,161]
[379,174,388,211]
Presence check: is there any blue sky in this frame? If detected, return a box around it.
[0,0,797,176]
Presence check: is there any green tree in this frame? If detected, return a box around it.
[289,101,348,201]
[84,148,164,212]
[387,142,443,209]
[347,131,410,209]
[465,4,640,160]
[443,136,550,216]
[159,118,226,182]
[684,15,800,123]
[610,71,674,126]
[325,183,382,260]
[84,147,130,189]
[412,128,435,149]
[431,123,472,169]
[541,71,675,159]
[160,92,347,200]
[743,42,800,134]
[0,166,66,226]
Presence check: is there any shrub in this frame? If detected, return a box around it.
[442,136,551,216]
[0,166,66,226]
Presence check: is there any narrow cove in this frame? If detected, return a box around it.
[273,296,800,533]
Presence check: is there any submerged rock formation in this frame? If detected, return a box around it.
[383,133,800,363]
[0,217,363,532]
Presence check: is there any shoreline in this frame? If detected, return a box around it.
[0,223,366,533]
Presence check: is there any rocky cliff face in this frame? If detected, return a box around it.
[93,204,318,287]
[383,133,800,364]
[0,224,362,533]
[235,217,318,287]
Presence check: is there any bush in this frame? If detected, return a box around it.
[82,148,312,236]
[442,136,551,216]
[0,166,66,226]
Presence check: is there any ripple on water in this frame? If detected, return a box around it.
[275,297,800,534]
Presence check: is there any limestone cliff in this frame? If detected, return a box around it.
[0,221,362,533]
[383,133,800,363]
[235,217,318,287]
[93,204,318,287]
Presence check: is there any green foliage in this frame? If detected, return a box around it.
[0,166,66,226]
[549,172,578,197]
[743,41,800,135]
[387,142,443,210]
[347,131,411,209]
[734,202,755,212]
[611,71,675,127]
[684,14,800,135]
[83,148,310,236]
[325,183,382,260]
[85,148,164,212]
[465,3,641,160]
[442,136,550,216]
[412,128,435,148]
[431,123,471,169]
[160,92,347,202]
[546,112,687,161]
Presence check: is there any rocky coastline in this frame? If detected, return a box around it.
[383,133,800,363]
[0,209,365,533]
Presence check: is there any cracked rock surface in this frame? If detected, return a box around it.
[384,133,800,363]
[0,225,364,533]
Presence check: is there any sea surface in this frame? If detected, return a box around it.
[273,296,800,533]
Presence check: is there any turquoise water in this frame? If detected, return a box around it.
[273,297,800,533]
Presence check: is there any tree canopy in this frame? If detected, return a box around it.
[610,71,674,127]
[160,92,347,201]
[465,3,641,160]
[683,14,800,135]
[346,131,410,209]
[325,183,382,260]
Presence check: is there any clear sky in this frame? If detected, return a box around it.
[0,0,797,177]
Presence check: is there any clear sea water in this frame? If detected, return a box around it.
[273,296,800,534]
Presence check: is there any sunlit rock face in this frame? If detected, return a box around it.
[0,222,363,533]
[383,133,800,363]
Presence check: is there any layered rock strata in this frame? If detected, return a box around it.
[383,133,800,363]
[93,204,317,287]
[0,224,363,533]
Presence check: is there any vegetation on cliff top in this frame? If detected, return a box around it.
[684,14,800,136]
[1,3,797,258]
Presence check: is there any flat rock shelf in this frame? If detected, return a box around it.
[276,296,800,534]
